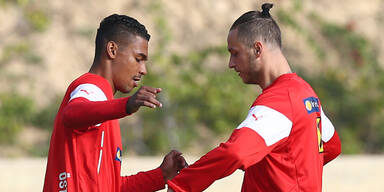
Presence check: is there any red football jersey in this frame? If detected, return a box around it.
[43,73,165,192]
[168,73,341,192]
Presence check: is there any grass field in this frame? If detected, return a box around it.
[0,155,383,191]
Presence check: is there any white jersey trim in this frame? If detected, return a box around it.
[69,83,107,102]
[97,149,103,174]
[321,107,335,142]
[97,130,105,174]
[69,83,106,127]
[237,105,292,146]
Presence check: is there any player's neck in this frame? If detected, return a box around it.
[89,58,116,94]
[259,50,291,89]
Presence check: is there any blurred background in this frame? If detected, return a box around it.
[0,0,383,191]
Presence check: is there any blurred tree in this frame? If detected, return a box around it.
[278,3,384,153]
[1,0,384,156]
[0,93,35,144]
[0,0,51,153]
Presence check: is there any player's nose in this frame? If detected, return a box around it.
[228,58,236,69]
[140,63,147,75]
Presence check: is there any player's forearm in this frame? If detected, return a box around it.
[168,147,240,191]
[62,97,129,129]
[120,167,165,192]
[168,128,271,191]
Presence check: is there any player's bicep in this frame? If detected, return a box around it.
[63,84,107,130]
[237,105,293,146]
[69,83,107,102]
[225,105,293,169]
[320,107,341,164]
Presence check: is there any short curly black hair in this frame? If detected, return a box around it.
[94,14,150,57]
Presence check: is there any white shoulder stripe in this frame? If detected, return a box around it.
[69,83,107,102]
[237,105,292,146]
[321,107,335,142]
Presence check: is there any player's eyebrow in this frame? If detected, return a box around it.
[137,53,148,61]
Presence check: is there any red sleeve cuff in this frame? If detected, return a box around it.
[149,167,166,189]
[117,97,130,116]
[124,96,135,116]
[120,167,165,192]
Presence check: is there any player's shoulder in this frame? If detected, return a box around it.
[66,73,112,102]
[283,74,319,102]
[272,73,312,90]
[277,74,322,114]
[254,74,296,106]
[71,73,105,85]
[69,73,110,92]
[266,73,316,99]
[253,73,310,117]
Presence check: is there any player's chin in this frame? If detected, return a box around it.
[238,74,247,83]
[240,77,249,84]
[119,85,134,94]
[244,79,256,84]
[242,78,256,85]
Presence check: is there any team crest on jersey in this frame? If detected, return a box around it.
[303,97,320,114]
[115,147,122,162]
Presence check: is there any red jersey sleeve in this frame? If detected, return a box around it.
[320,108,341,165]
[62,97,128,131]
[323,131,341,165]
[168,105,293,192]
[61,83,129,132]
[120,167,165,192]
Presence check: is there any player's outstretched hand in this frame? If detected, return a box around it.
[159,150,188,182]
[126,86,162,114]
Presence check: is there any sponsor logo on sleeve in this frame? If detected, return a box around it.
[115,147,122,162]
[303,97,320,114]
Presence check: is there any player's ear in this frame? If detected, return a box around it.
[106,41,118,59]
[252,41,262,58]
